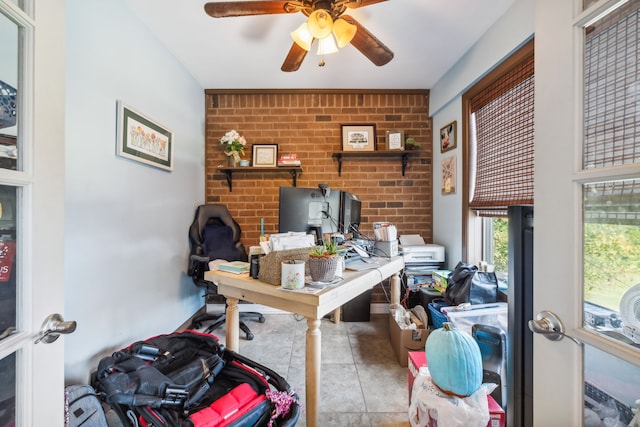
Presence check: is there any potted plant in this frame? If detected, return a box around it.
[220,129,247,167]
[308,238,339,282]
[405,137,421,150]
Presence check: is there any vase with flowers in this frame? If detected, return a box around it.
[220,129,247,167]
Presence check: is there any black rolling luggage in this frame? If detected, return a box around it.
[91,331,300,427]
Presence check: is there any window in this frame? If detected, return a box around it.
[461,40,534,271]
[581,0,640,345]
[578,2,640,422]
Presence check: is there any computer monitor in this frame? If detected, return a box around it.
[278,186,341,241]
[339,191,361,236]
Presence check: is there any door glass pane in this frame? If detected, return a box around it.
[0,185,16,340]
[583,179,640,347]
[584,345,640,425]
[0,11,18,171]
[583,0,640,169]
[0,352,16,425]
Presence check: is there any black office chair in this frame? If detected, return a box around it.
[188,204,265,340]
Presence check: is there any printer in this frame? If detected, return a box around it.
[402,243,445,266]
[399,235,445,289]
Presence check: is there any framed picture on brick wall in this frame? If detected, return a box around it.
[341,124,376,152]
[386,130,404,151]
[252,144,278,167]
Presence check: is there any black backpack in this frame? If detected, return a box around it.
[91,331,300,427]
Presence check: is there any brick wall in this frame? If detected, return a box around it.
[204,89,432,304]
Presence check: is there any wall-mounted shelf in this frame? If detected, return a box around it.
[331,151,418,176]
[217,166,302,192]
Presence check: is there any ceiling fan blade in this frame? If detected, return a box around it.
[281,42,309,72]
[342,15,393,66]
[204,1,297,18]
[344,0,388,9]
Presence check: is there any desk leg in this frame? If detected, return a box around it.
[391,271,401,307]
[225,297,240,352]
[333,307,341,324]
[306,318,321,427]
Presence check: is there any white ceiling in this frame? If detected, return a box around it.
[122,0,515,90]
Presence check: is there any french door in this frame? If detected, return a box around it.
[0,0,68,425]
[534,0,640,425]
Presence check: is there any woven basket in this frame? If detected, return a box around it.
[308,256,338,282]
[258,247,310,285]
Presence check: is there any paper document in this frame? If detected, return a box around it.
[399,234,426,246]
[373,222,397,241]
[345,259,381,271]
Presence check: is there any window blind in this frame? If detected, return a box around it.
[583,0,640,169]
[468,53,535,217]
[583,0,640,224]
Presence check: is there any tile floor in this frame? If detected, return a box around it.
[197,312,411,427]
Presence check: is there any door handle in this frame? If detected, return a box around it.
[528,310,581,345]
[35,313,77,344]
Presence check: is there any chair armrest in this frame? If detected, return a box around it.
[191,255,210,264]
[189,254,210,278]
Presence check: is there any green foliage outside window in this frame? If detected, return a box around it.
[584,223,640,311]
[492,218,508,274]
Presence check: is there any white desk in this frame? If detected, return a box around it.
[205,256,404,427]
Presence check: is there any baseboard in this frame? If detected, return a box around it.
[206,302,391,316]
[371,303,390,314]
[206,303,289,315]
[177,305,207,331]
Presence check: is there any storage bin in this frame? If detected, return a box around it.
[427,301,449,329]
[258,247,310,285]
[442,302,508,336]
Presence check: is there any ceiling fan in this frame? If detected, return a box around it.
[203,0,394,72]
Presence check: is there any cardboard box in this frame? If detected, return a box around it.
[408,352,505,427]
[388,311,429,367]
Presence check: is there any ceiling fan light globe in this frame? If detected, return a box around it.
[291,22,313,51]
[307,9,334,39]
[332,18,357,48]
[317,35,339,55]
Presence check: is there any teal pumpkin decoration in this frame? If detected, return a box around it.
[425,322,483,397]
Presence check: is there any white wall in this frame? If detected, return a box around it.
[430,0,534,267]
[64,0,205,383]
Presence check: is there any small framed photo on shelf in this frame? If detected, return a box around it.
[341,124,376,152]
[252,144,278,167]
[385,130,404,151]
[440,121,457,153]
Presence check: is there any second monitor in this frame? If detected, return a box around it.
[278,186,361,241]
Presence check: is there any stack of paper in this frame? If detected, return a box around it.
[373,222,397,241]
[268,232,315,252]
[217,261,250,274]
[399,234,426,246]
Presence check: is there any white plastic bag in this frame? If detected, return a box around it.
[409,367,496,427]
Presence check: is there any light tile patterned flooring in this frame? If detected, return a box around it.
[198,313,411,427]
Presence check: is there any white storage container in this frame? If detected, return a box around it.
[441,302,508,336]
